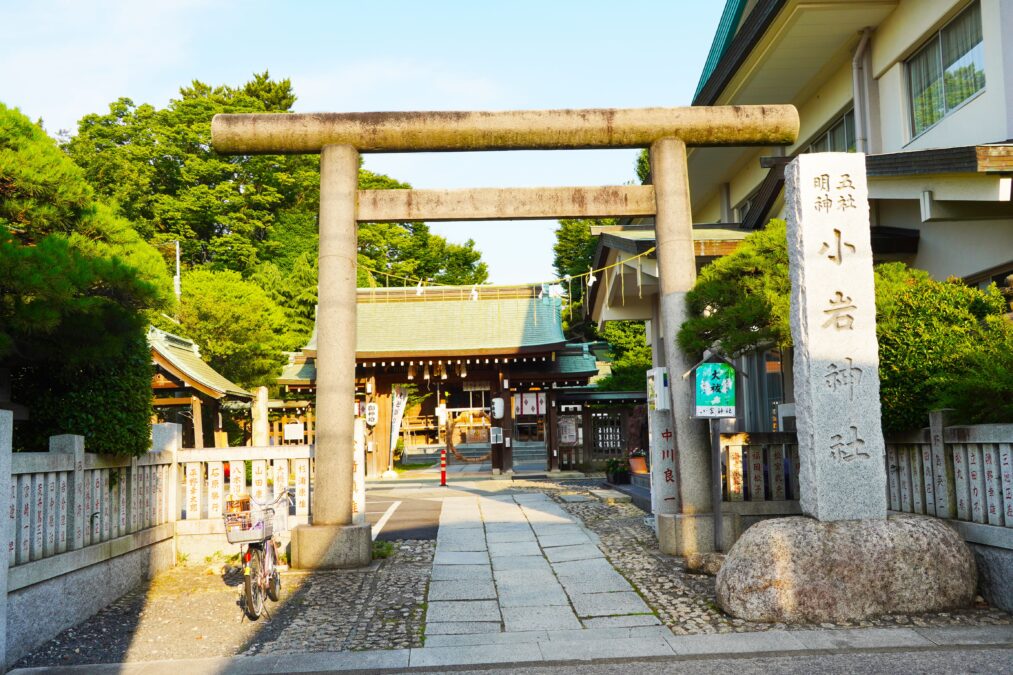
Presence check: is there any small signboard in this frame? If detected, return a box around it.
[283,422,305,441]
[558,416,578,445]
[693,362,736,419]
[490,427,503,444]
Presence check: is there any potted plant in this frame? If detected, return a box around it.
[605,457,630,485]
[628,449,648,475]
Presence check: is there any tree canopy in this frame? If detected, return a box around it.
[0,102,171,364]
[66,72,489,383]
[158,269,290,389]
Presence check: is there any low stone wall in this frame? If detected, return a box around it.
[6,528,174,665]
[969,543,1013,613]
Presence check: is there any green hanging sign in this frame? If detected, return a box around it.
[693,362,736,418]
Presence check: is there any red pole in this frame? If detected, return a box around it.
[440,446,447,487]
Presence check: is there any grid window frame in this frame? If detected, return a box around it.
[906,1,986,139]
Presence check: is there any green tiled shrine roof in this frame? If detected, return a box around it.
[354,293,567,357]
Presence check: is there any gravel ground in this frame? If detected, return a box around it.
[13,540,433,669]
[513,477,1013,635]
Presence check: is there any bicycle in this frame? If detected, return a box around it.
[223,492,290,620]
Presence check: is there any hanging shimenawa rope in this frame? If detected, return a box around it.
[446,411,493,463]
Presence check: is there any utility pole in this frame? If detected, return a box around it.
[173,240,181,303]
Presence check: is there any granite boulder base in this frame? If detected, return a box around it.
[715,515,976,623]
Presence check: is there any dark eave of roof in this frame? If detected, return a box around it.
[556,388,647,404]
[599,232,656,256]
[866,144,1013,176]
[866,146,979,177]
[871,226,920,254]
[743,158,788,230]
[693,0,788,107]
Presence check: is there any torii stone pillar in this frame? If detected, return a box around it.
[286,144,372,568]
[211,105,799,569]
[651,139,719,555]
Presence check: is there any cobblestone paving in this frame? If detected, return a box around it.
[14,541,433,669]
[513,478,1013,635]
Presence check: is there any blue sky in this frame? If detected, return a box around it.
[1,0,724,284]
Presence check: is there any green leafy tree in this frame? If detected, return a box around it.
[553,218,612,340]
[0,103,171,455]
[65,72,314,274]
[356,170,488,287]
[875,264,1013,430]
[251,252,318,350]
[67,74,489,285]
[13,334,154,455]
[678,219,792,356]
[164,269,289,388]
[596,321,652,391]
[551,217,653,389]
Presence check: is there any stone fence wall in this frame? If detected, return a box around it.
[2,420,320,666]
[174,445,316,562]
[884,417,1012,612]
[4,422,180,665]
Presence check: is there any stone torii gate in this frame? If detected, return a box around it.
[212,106,799,568]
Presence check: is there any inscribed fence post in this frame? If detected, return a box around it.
[50,434,84,551]
[0,411,12,668]
[929,410,956,518]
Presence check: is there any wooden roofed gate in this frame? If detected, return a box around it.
[211,105,800,569]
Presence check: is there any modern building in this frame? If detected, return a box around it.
[691,0,1012,287]
[592,0,1013,434]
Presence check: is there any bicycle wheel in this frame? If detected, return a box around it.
[266,541,281,602]
[244,546,265,620]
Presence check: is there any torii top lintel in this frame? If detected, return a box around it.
[211,106,799,155]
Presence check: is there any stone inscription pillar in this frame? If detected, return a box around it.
[647,303,678,515]
[290,144,371,568]
[785,152,887,521]
[651,138,713,553]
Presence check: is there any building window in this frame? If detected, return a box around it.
[908,1,985,137]
[739,348,784,432]
[805,109,855,154]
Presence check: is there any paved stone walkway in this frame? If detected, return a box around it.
[425,492,657,645]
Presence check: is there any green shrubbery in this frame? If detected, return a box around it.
[876,264,1013,430]
[678,220,1013,432]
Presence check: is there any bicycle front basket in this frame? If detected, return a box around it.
[224,506,275,544]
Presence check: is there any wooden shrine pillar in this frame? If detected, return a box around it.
[191,395,204,449]
[547,389,559,472]
[502,392,514,472]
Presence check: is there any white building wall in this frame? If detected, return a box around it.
[877,199,1013,279]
